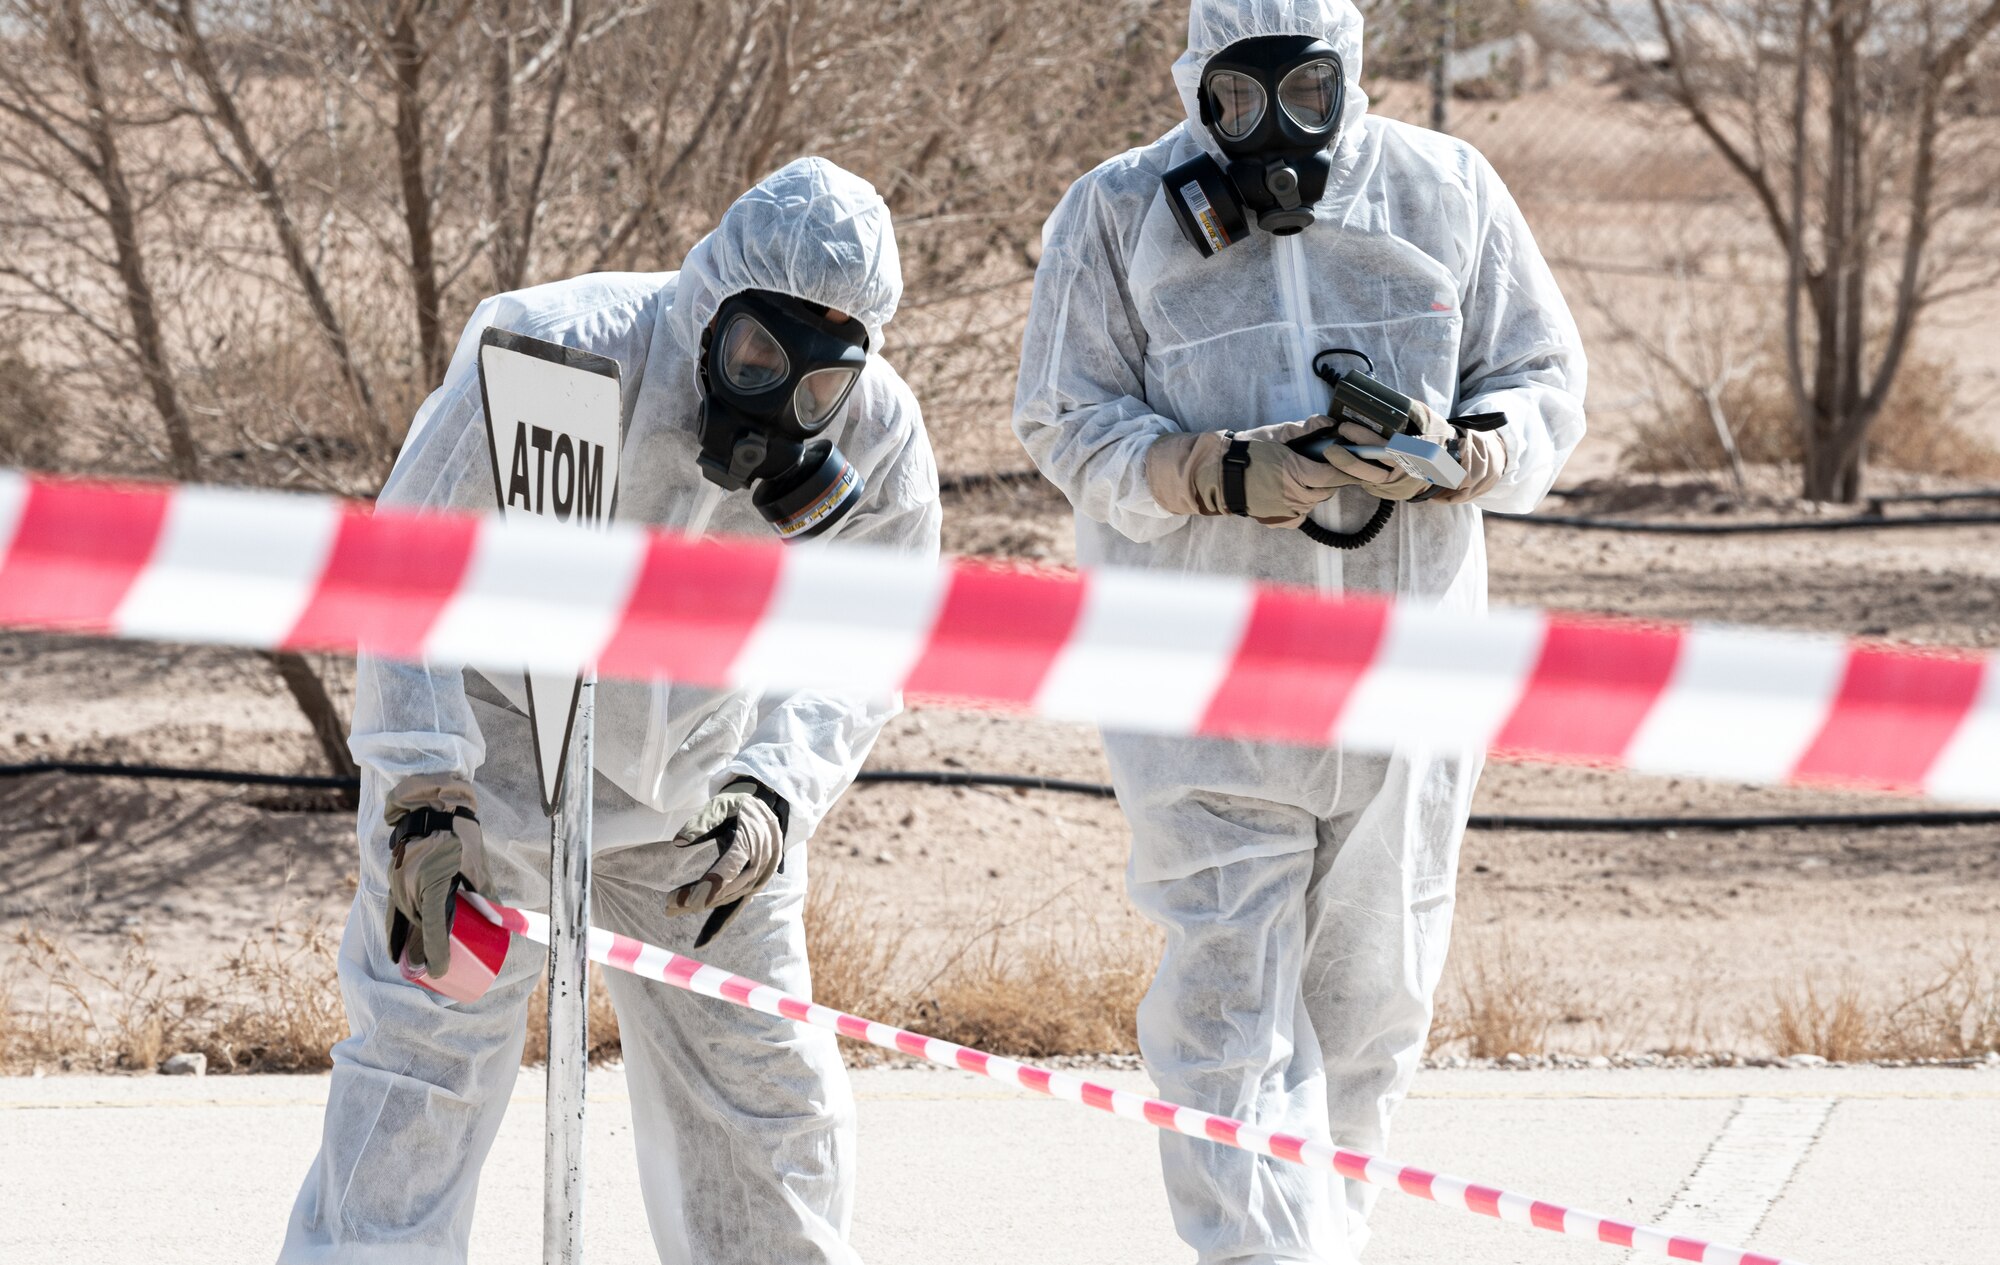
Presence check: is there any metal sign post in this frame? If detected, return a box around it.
[543,676,594,1265]
[474,327,626,1265]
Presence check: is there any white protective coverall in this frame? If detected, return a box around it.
[1012,3,1586,1261]
[282,158,940,1265]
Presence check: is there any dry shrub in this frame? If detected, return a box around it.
[0,344,69,470]
[183,319,398,496]
[911,933,1151,1060]
[806,879,1154,1060]
[1762,979,1878,1063]
[521,973,623,1068]
[2,921,343,1074]
[1627,340,2000,480]
[1433,934,1564,1058]
[1764,947,2000,1061]
[1880,946,2000,1059]
[804,880,913,1025]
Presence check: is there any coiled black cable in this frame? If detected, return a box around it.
[1298,499,1395,550]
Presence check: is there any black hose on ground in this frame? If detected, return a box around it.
[938,468,2000,534]
[854,769,1116,798]
[0,760,359,790]
[5,760,1998,832]
[1484,510,2000,534]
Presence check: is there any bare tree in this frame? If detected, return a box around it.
[1630,0,2000,502]
[133,0,394,450]
[0,0,201,479]
[0,0,360,784]
[1579,231,1764,496]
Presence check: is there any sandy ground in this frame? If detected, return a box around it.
[5,469,1999,1056]
[6,1064,1997,1264]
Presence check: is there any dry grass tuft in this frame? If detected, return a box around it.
[1763,979,1877,1063]
[807,879,1153,1060]
[1763,946,2000,1061]
[1433,934,1567,1059]
[911,934,1150,1059]
[2,921,343,1074]
[805,880,915,1025]
[1627,340,2000,482]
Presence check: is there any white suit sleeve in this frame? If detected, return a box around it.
[719,391,943,845]
[1013,175,1189,544]
[1454,155,1588,515]
[346,299,513,788]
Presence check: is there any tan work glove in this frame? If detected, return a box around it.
[1145,419,1369,527]
[668,779,787,945]
[384,774,488,976]
[1429,427,1507,504]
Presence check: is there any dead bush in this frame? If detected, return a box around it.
[1760,946,2000,1061]
[809,879,1155,1060]
[2,920,343,1074]
[1432,934,1566,1059]
[0,344,69,470]
[1880,946,2000,1060]
[912,932,1151,1060]
[805,879,914,1026]
[1626,341,2000,481]
[1762,979,1877,1063]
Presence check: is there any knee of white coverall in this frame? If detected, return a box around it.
[1130,838,1351,1265]
[592,839,859,1265]
[280,839,544,1265]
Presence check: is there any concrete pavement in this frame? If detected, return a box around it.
[3,1064,1995,1263]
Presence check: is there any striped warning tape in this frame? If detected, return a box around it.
[465,892,1811,1265]
[0,471,1993,802]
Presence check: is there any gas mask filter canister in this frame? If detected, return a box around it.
[696,289,869,540]
[1163,34,1345,256]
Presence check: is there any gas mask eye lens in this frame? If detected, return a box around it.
[1278,60,1339,131]
[1206,70,1266,140]
[719,314,788,392]
[793,367,858,430]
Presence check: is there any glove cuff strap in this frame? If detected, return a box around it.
[724,777,792,837]
[1221,435,1251,517]
[390,806,476,850]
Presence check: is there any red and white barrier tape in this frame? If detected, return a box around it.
[464,892,1811,1265]
[1,471,1994,802]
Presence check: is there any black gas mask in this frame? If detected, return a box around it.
[1163,34,1346,256]
[696,289,868,540]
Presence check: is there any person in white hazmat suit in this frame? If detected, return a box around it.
[281,157,939,1265]
[1012,3,1586,1261]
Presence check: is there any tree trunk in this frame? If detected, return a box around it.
[1795,8,1873,506]
[390,12,446,385]
[487,0,519,293]
[169,0,391,449]
[259,650,360,785]
[60,0,200,481]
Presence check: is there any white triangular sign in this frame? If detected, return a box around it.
[475,329,624,813]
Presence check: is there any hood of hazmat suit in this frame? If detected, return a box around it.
[359,154,937,856]
[283,158,936,1265]
[1012,3,1585,1262]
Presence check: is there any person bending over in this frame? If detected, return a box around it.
[283,157,939,1265]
